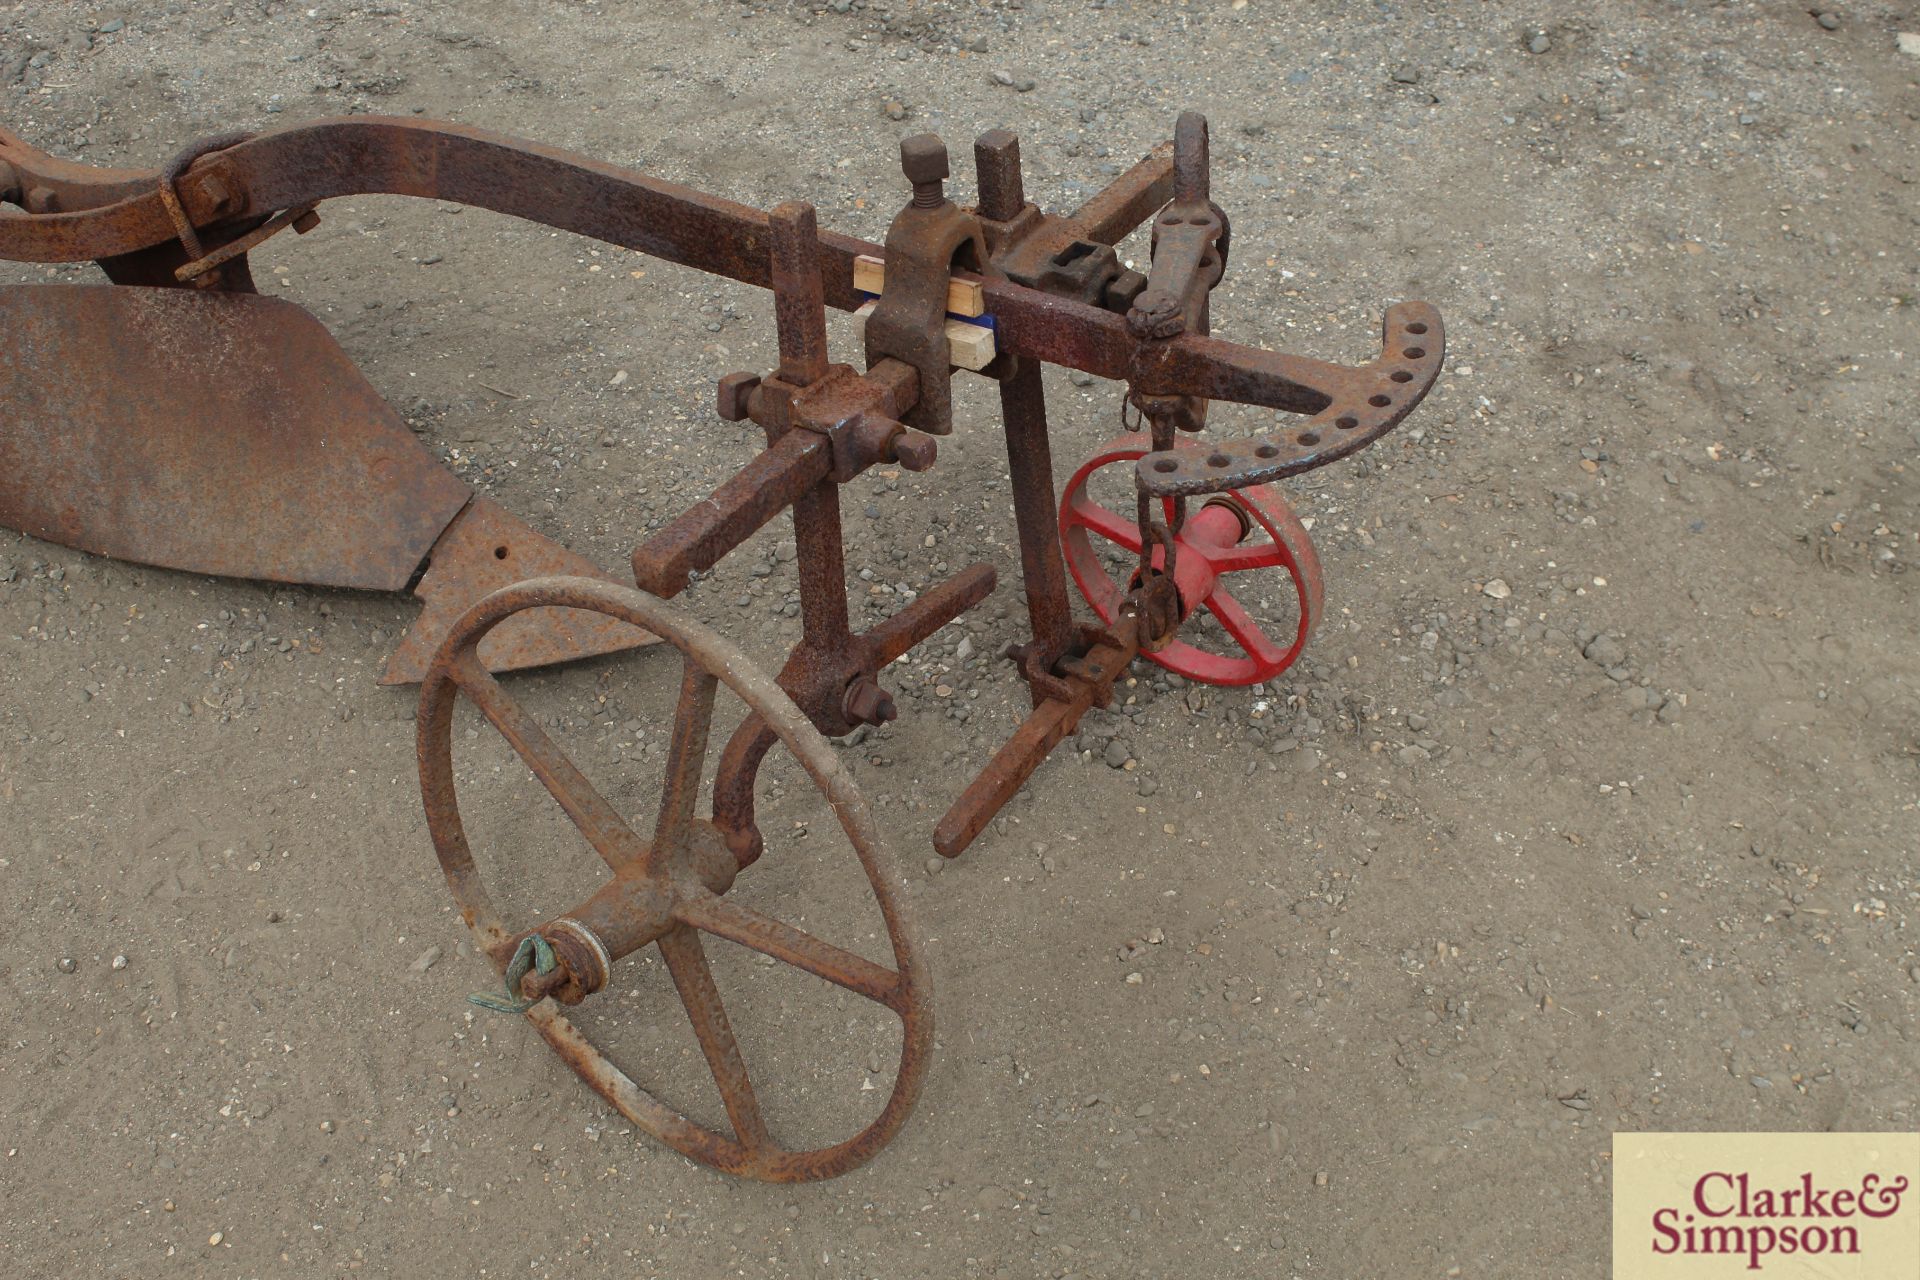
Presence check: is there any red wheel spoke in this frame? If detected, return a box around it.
[1204,587,1286,666]
[451,655,647,871]
[677,893,906,1014]
[1206,538,1287,573]
[1065,495,1143,554]
[659,925,769,1152]
[647,656,719,871]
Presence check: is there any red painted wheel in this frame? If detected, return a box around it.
[1060,433,1323,687]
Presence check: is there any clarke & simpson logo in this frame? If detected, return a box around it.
[1614,1133,1919,1279]
[1650,1170,1908,1270]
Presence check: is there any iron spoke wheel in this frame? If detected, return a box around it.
[417,576,931,1182]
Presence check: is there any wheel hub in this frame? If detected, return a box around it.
[507,821,740,1005]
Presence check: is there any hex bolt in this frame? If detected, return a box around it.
[291,208,321,235]
[900,134,949,209]
[716,372,761,422]
[890,429,938,473]
[23,186,57,215]
[842,676,898,726]
[519,962,570,1004]
[198,174,234,215]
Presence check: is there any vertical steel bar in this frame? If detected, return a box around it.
[768,201,830,387]
[767,199,851,653]
[647,655,720,873]
[972,129,1025,221]
[997,359,1077,665]
[974,131,1078,673]
[1172,111,1209,206]
[792,484,851,650]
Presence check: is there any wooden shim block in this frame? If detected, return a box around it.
[941,317,996,371]
[851,254,987,318]
[853,300,996,372]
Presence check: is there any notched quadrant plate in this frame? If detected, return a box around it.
[1134,301,1444,497]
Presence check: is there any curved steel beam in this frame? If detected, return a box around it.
[0,115,1438,447]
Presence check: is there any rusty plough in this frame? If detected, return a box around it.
[0,110,1441,1180]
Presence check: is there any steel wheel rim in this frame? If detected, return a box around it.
[416,575,931,1182]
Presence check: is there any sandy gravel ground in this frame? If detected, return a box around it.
[2,2,1917,1277]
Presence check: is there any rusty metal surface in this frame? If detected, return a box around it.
[1060,141,1178,246]
[1124,111,1228,442]
[416,576,931,1182]
[156,130,256,266]
[863,136,987,436]
[1131,302,1446,497]
[0,283,651,683]
[933,615,1141,859]
[768,200,832,387]
[972,135,1156,709]
[711,559,996,867]
[641,198,997,874]
[0,116,1430,434]
[1127,111,1226,345]
[630,429,833,597]
[0,107,1449,1180]
[172,201,319,284]
[973,130,1158,311]
[994,357,1081,704]
[0,121,154,213]
[381,497,658,685]
[0,283,469,590]
[630,203,931,601]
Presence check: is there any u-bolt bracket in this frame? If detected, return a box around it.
[864,134,989,437]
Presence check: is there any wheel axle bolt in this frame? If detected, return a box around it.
[518,963,570,1004]
[842,676,898,726]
